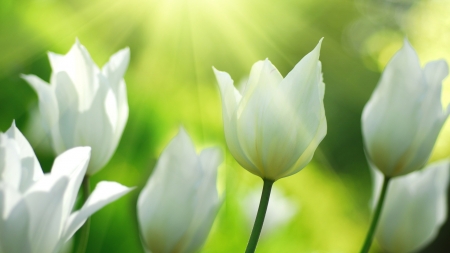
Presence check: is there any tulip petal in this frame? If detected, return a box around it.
[376,160,449,253]
[181,148,222,253]
[362,39,426,176]
[102,48,130,164]
[236,55,324,179]
[0,183,32,253]
[21,74,63,150]
[213,67,242,120]
[48,39,101,110]
[62,181,132,242]
[213,67,258,174]
[51,147,91,225]
[0,134,22,192]
[137,128,200,253]
[76,74,115,174]
[23,175,69,253]
[54,72,80,151]
[102,47,130,92]
[235,60,285,177]
[4,122,43,192]
[279,38,324,108]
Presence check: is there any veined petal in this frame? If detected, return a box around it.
[23,175,69,253]
[0,183,32,253]
[277,105,327,179]
[62,181,132,242]
[362,39,426,176]
[137,128,200,253]
[5,122,43,192]
[236,60,285,177]
[51,147,91,226]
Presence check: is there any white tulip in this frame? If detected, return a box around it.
[22,39,130,175]
[137,128,222,253]
[0,122,132,253]
[371,160,449,253]
[362,39,449,177]
[213,39,326,181]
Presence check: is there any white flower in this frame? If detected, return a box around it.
[0,122,132,253]
[137,128,222,253]
[371,160,449,253]
[362,39,449,177]
[22,39,130,175]
[241,186,298,237]
[213,39,326,181]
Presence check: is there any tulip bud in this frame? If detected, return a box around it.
[372,160,449,253]
[137,127,222,253]
[362,39,449,177]
[22,39,130,175]
[213,39,326,181]
[0,122,132,253]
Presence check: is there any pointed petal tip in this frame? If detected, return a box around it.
[313,38,324,53]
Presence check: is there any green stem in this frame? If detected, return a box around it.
[360,176,391,253]
[245,178,274,253]
[76,176,91,253]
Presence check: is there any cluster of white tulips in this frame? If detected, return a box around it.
[0,36,449,253]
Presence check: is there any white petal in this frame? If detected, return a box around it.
[62,181,132,242]
[137,128,200,253]
[376,160,450,252]
[48,39,101,111]
[0,134,22,191]
[102,47,130,92]
[362,39,426,176]
[76,74,115,175]
[21,74,59,136]
[54,72,80,151]
[180,148,222,253]
[51,147,91,225]
[5,122,43,192]
[213,67,242,121]
[0,183,32,253]
[236,53,325,180]
[23,175,69,253]
[213,68,257,175]
[112,80,129,154]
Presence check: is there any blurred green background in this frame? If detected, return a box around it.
[1,0,450,252]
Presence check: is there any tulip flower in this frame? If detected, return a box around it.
[214,39,326,253]
[22,39,130,175]
[213,38,326,181]
[137,128,222,253]
[362,39,449,178]
[0,122,132,253]
[371,160,449,253]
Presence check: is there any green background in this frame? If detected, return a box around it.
[1,0,450,252]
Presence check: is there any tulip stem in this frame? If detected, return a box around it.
[360,176,391,253]
[76,176,91,253]
[245,178,274,253]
